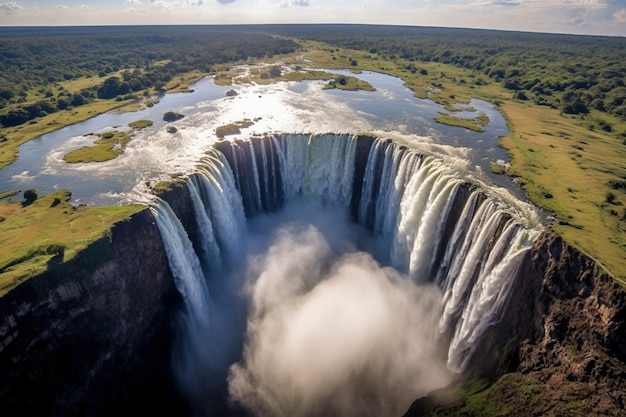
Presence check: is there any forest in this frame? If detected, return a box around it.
[1,25,625,134]
[0,26,297,129]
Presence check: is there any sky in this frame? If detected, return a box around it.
[0,0,625,37]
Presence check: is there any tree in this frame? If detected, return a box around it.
[22,189,38,206]
[97,76,123,99]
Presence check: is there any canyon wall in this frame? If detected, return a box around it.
[1,160,625,416]
[0,208,187,416]
[407,229,626,416]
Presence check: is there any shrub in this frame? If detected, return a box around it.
[163,111,184,122]
[22,189,38,206]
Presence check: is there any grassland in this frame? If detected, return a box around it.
[0,190,142,296]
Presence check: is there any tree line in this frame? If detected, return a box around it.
[0,26,297,128]
[267,24,626,124]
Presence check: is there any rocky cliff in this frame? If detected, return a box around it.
[0,208,187,416]
[406,228,626,416]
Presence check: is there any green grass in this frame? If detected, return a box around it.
[323,74,375,92]
[128,119,153,130]
[0,190,20,200]
[0,190,142,296]
[63,130,133,163]
[216,119,256,138]
[460,373,544,417]
[490,163,507,175]
[435,113,485,132]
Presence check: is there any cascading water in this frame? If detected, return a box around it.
[152,133,541,416]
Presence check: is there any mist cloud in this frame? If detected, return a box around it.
[228,224,452,417]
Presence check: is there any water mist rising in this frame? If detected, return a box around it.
[152,133,540,416]
[228,220,452,417]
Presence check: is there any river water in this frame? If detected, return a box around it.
[0,69,517,206]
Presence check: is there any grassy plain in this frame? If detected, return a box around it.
[0,190,142,296]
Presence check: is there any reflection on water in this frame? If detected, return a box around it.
[0,69,519,206]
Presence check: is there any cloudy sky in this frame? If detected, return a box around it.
[0,0,625,36]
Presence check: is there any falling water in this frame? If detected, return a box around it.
[151,133,541,415]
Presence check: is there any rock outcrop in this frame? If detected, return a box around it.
[0,209,186,416]
[407,229,626,416]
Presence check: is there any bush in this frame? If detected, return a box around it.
[163,111,184,122]
[22,189,38,206]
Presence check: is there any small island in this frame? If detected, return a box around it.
[163,111,185,122]
[216,119,256,138]
[434,112,490,132]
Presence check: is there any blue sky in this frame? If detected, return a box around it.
[1,0,625,36]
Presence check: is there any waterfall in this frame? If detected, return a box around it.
[151,199,211,326]
[354,140,537,371]
[152,133,540,414]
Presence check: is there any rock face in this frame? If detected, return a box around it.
[512,230,626,416]
[0,209,186,416]
[407,229,626,416]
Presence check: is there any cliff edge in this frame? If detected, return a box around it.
[407,228,626,416]
[0,209,185,416]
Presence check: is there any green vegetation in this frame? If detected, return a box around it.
[163,111,184,122]
[63,130,133,163]
[435,113,486,132]
[128,119,153,130]
[1,24,625,287]
[323,74,375,91]
[459,373,544,416]
[489,163,506,175]
[152,174,186,193]
[0,189,142,296]
[216,119,256,138]
[0,190,19,200]
[0,26,298,169]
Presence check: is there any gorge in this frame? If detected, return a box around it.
[1,132,624,416]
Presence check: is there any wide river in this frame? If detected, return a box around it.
[0,68,519,206]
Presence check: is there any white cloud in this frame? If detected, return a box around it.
[0,1,22,12]
[217,0,236,4]
[125,0,141,5]
[280,0,311,8]
[615,8,626,23]
[150,0,169,7]
[78,4,90,10]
